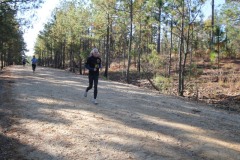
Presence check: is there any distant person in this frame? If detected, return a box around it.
[31,55,38,73]
[84,48,102,104]
[22,58,29,67]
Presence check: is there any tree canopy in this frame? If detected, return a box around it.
[0,0,44,69]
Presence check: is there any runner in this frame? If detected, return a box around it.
[31,55,38,73]
[84,48,101,104]
[22,58,29,67]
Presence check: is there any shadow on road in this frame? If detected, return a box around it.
[0,65,240,159]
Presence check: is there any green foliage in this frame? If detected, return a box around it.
[131,50,137,57]
[220,2,240,58]
[34,1,94,68]
[81,50,91,60]
[154,75,172,92]
[144,50,163,69]
[25,0,239,91]
[210,51,217,63]
[0,2,27,67]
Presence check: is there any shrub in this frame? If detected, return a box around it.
[210,51,217,63]
[154,75,172,92]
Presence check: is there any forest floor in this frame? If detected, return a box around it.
[107,58,240,113]
[0,65,240,160]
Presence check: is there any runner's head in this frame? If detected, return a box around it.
[90,48,100,58]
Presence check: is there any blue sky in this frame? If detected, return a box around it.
[23,0,225,56]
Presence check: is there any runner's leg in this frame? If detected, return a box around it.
[93,75,98,99]
[86,75,93,92]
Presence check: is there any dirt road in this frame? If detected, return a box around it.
[0,65,240,160]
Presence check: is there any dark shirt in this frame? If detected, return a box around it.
[85,56,101,76]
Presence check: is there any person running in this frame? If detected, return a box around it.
[22,58,29,67]
[84,48,102,104]
[31,55,38,73]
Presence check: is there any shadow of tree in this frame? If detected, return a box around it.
[0,65,240,159]
[0,73,59,159]
[0,134,56,159]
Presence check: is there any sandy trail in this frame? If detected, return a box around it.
[0,65,240,160]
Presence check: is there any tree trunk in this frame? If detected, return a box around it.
[211,0,214,50]
[168,19,173,77]
[63,39,66,69]
[138,18,142,73]
[104,13,110,78]
[0,41,3,70]
[3,43,6,67]
[122,36,127,76]
[157,7,162,54]
[183,23,191,71]
[189,24,194,77]
[178,0,185,96]
[79,39,82,75]
[126,0,133,83]
[218,35,220,69]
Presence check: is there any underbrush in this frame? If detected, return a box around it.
[105,58,240,112]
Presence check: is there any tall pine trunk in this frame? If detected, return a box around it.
[157,7,162,54]
[126,0,133,83]
[168,19,173,77]
[178,0,185,96]
[138,18,142,73]
[104,13,110,78]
